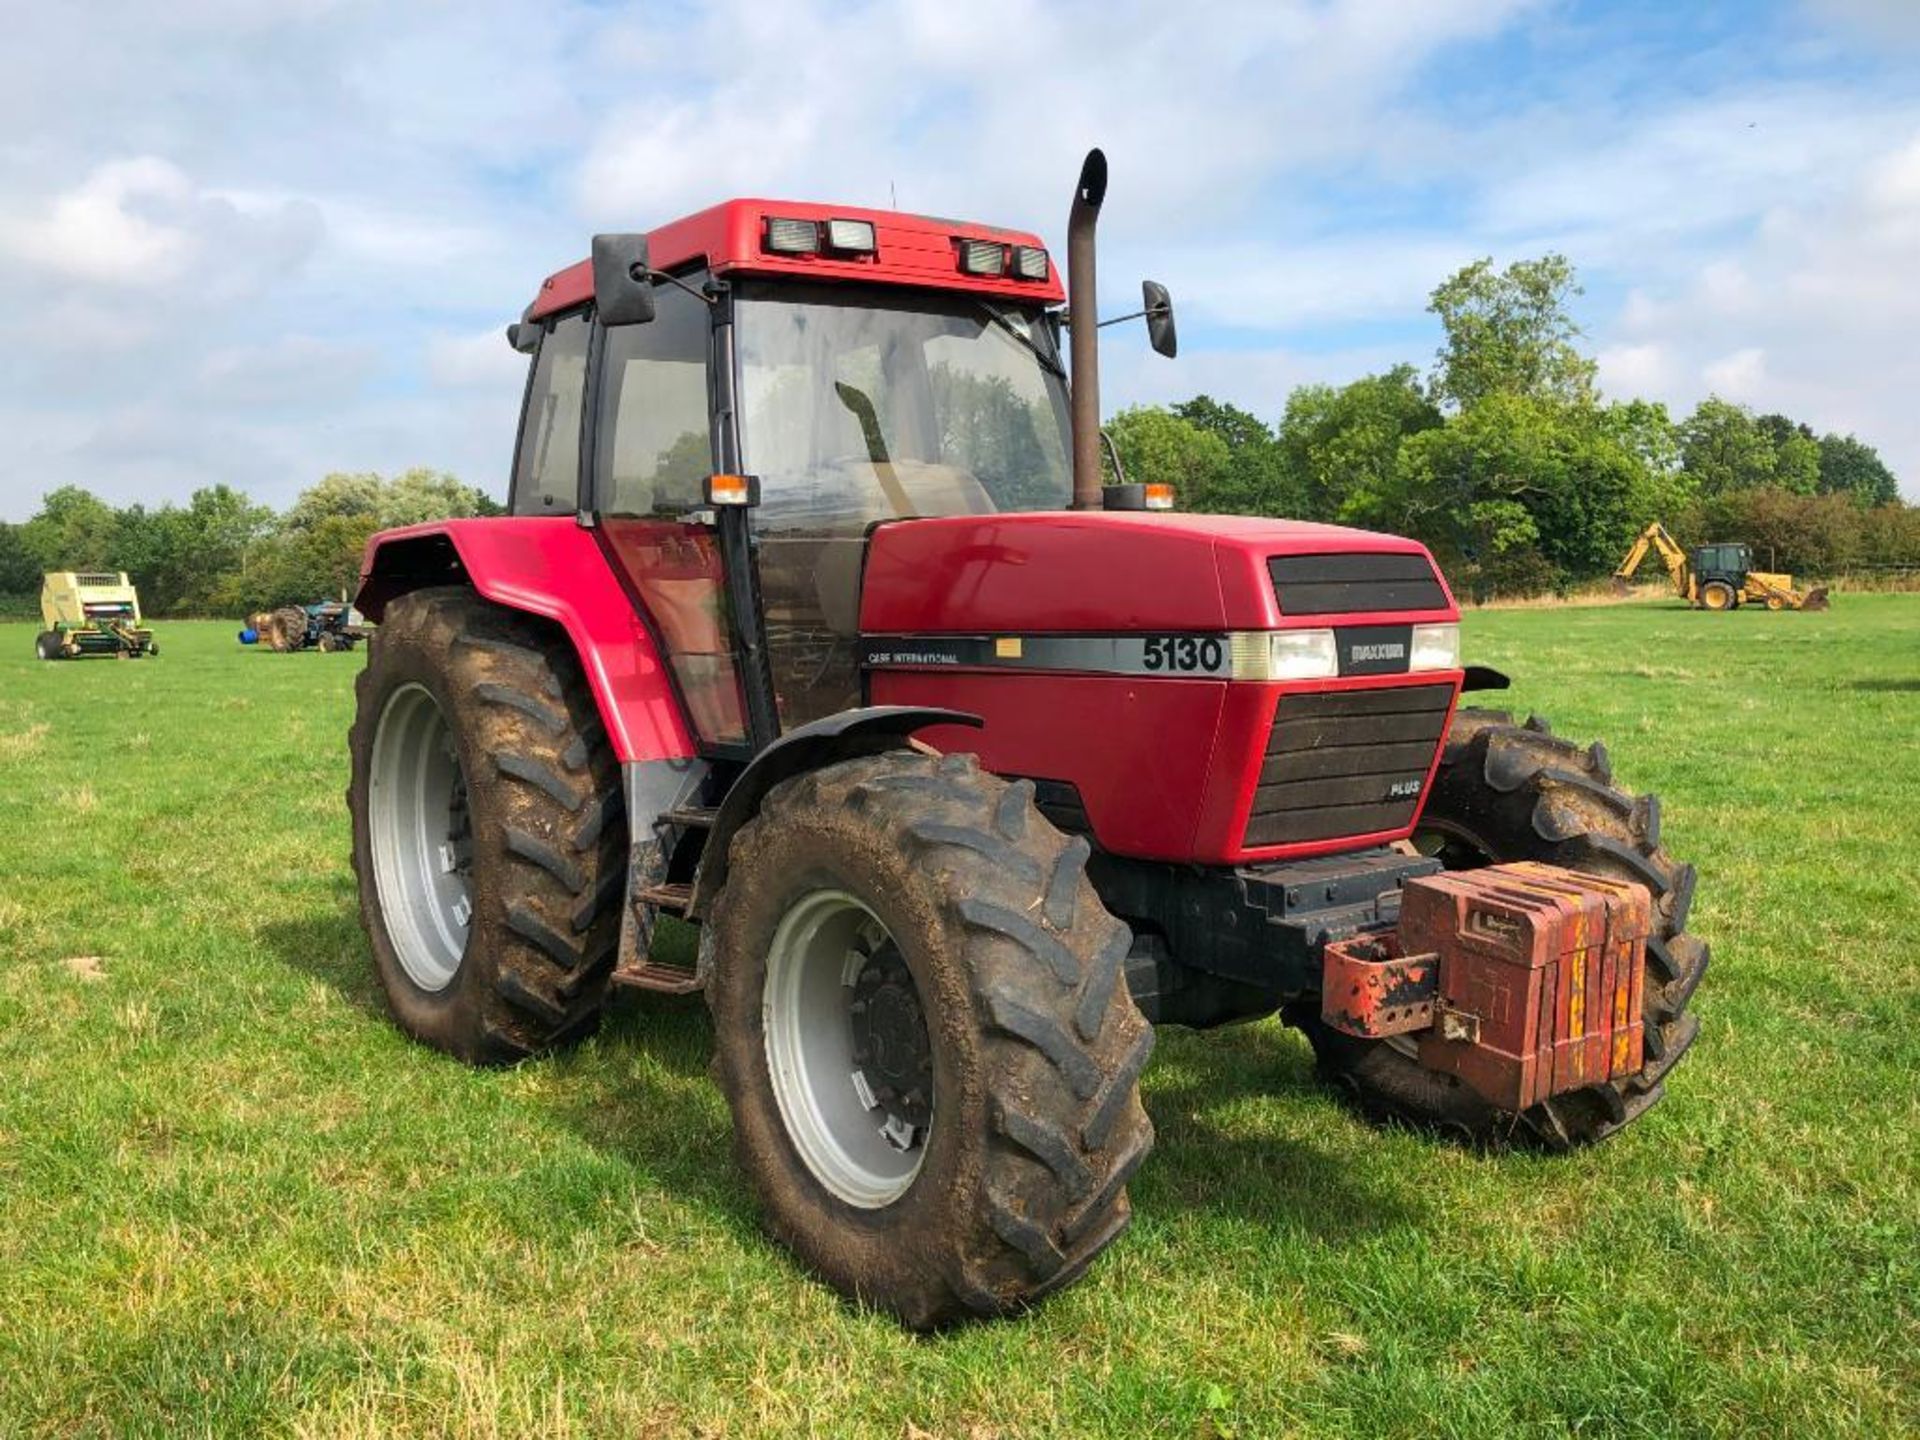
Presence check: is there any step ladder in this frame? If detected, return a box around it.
[609,805,715,994]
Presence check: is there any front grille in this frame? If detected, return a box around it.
[1244,684,1452,848]
[1269,552,1446,616]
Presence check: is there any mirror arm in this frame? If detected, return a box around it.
[640,268,720,307]
[1093,304,1171,329]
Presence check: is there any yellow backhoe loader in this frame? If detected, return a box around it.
[1613,523,1830,611]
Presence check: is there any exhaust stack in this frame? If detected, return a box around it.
[1067,148,1107,510]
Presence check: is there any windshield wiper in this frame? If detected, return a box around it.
[967,299,1066,379]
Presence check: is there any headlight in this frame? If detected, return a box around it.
[1230,628,1339,681]
[1409,623,1461,671]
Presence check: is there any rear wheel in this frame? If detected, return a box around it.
[1290,709,1705,1149]
[34,631,59,661]
[707,751,1154,1328]
[1700,580,1735,611]
[348,587,627,1064]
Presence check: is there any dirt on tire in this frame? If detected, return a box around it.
[1289,707,1705,1149]
[347,586,628,1064]
[706,749,1154,1328]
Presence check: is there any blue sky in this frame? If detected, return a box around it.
[3,0,1918,518]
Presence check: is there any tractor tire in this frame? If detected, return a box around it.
[34,631,59,661]
[270,606,308,652]
[1289,709,1705,1150]
[347,587,627,1065]
[1700,580,1735,611]
[318,633,339,653]
[706,750,1154,1329]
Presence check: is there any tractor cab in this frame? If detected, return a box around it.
[1692,542,1752,588]
[506,200,1082,751]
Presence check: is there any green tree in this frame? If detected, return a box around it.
[1103,407,1233,508]
[1275,365,1441,524]
[20,486,120,571]
[1170,395,1298,515]
[1679,397,1777,496]
[281,472,385,533]
[1427,253,1596,410]
[0,522,39,615]
[1817,433,1899,505]
[378,468,502,527]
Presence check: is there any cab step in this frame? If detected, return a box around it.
[636,881,693,913]
[611,880,703,991]
[661,806,718,831]
[611,956,702,994]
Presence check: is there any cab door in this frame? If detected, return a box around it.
[585,274,762,756]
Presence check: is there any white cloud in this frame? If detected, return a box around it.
[1592,130,1920,490]
[426,328,528,391]
[1702,347,1769,400]
[1596,342,1676,396]
[2,0,1918,517]
[1,158,201,284]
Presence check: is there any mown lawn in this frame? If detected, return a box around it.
[0,599,1916,1438]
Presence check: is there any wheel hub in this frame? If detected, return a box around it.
[762,890,934,1207]
[367,683,474,992]
[848,943,933,1149]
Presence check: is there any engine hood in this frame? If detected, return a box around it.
[857,511,1456,634]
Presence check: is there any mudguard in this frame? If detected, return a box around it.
[355,518,696,764]
[687,706,982,918]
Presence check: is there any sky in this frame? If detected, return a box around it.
[3,0,1919,519]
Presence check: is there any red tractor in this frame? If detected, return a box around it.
[347,152,1704,1327]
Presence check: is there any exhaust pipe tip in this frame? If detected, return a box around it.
[1074,148,1108,214]
[1068,148,1108,509]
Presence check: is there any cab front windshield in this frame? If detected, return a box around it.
[735,279,1072,526]
[734,279,1073,727]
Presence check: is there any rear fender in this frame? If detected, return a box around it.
[687,706,982,918]
[356,519,695,764]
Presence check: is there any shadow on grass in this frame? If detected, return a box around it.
[261,877,389,1020]
[258,900,752,1228]
[260,900,1411,1252]
[1138,1022,1420,1240]
[1851,678,1920,691]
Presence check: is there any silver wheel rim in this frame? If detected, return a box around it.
[368,683,473,992]
[763,890,932,1208]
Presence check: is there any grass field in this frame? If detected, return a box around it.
[2,599,1917,1439]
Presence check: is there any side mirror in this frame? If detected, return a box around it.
[506,320,541,354]
[591,233,657,327]
[1143,280,1177,358]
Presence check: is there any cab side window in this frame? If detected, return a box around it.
[511,311,590,515]
[595,277,713,516]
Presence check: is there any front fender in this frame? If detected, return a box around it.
[356,518,696,764]
[687,705,983,918]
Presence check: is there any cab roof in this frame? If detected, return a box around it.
[526,198,1065,320]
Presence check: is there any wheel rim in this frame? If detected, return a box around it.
[368,683,474,992]
[763,890,933,1208]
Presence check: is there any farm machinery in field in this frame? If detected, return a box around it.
[35,572,158,659]
[343,151,1706,1327]
[241,601,368,653]
[1615,521,1830,611]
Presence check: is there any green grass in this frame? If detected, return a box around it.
[1,600,1917,1438]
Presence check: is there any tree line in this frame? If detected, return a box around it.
[3,252,1912,617]
[0,471,500,620]
[1108,254,1912,597]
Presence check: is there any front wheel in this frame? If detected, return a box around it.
[1290,709,1706,1149]
[347,587,628,1064]
[707,751,1154,1328]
